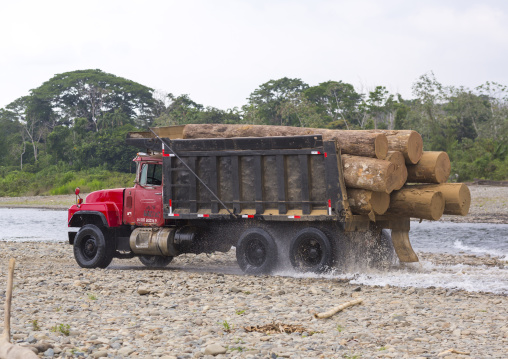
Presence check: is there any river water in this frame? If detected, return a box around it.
[0,208,507,294]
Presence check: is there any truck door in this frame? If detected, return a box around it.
[133,162,164,227]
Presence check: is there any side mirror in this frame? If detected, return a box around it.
[75,187,82,206]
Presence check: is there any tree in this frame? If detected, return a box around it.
[245,77,309,125]
[153,93,203,126]
[31,69,156,131]
[366,86,396,129]
[304,81,364,129]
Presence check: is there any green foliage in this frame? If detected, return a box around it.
[51,323,71,336]
[220,320,233,332]
[31,320,41,331]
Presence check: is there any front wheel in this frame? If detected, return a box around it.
[236,228,278,275]
[139,255,173,268]
[289,228,332,273]
[73,224,114,269]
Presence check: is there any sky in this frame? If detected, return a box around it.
[1,0,508,110]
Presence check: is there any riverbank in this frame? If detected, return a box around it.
[0,185,507,224]
[1,241,507,359]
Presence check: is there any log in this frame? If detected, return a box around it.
[366,130,423,164]
[347,189,390,215]
[314,298,364,319]
[385,151,407,190]
[0,259,39,359]
[407,151,451,184]
[385,187,445,220]
[181,124,389,159]
[342,155,398,193]
[406,183,471,216]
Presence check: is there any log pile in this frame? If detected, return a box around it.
[153,124,470,222]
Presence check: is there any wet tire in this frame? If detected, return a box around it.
[236,228,278,275]
[139,255,173,268]
[289,228,332,272]
[73,224,114,268]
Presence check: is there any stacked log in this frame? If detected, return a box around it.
[154,124,470,221]
[386,151,407,191]
[180,124,389,159]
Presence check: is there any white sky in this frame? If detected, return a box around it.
[1,0,507,110]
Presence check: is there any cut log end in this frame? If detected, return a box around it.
[407,151,451,184]
[387,188,445,221]
[347,189,390,215]
[374,134,388,160]
[408,183,471,216]
[406,131,423,164]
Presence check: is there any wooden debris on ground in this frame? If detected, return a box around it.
[244,323,307,335]
[0,258,39,359]
[313,298,364,319]
[437,348,471,356]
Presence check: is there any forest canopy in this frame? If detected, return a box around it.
[1,69,507,196]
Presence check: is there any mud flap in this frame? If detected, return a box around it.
[391,230,419,263]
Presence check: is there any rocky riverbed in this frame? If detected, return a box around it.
[0,242,507,359]
[0,185,506,358]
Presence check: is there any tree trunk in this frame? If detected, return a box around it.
[406,183,471,216]
[341,155,398,193]
[365,130,423,164]
[180,124,388,159]
[347,189,390,215]
[407,151,451,184]
[385,187,445,220]
[386,151,407,190]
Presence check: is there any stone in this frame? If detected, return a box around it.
[204,343,227,355]
[92,350,109,358]
[118,347,136,356]
[137,287,151,295]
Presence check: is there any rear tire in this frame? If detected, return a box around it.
[236,228,278,274]
[74,224,114,269]
[289,228,332,273]
[139,255,173,268]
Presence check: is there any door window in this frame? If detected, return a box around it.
[139,164,162,186]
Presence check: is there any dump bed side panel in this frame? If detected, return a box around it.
[160,136,346,221]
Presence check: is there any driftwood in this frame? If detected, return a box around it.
[313,298,364,319]
[0,259,39,359]
[437,348,471,356]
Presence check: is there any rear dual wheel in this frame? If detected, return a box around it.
[289,228,332,273]
[236,228,278,275]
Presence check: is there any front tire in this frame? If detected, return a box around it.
[139,255,173,268]
[289,228,332,272]
[73,224,114,269]
[236,228,278,274]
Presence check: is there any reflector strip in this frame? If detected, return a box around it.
[242,215,255,218]
[311,151,321,155]
[168,213,179,217]
[197,214,210,218]
[162,143,169,157]
[328,199,332,215]
[288,215,301,219]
